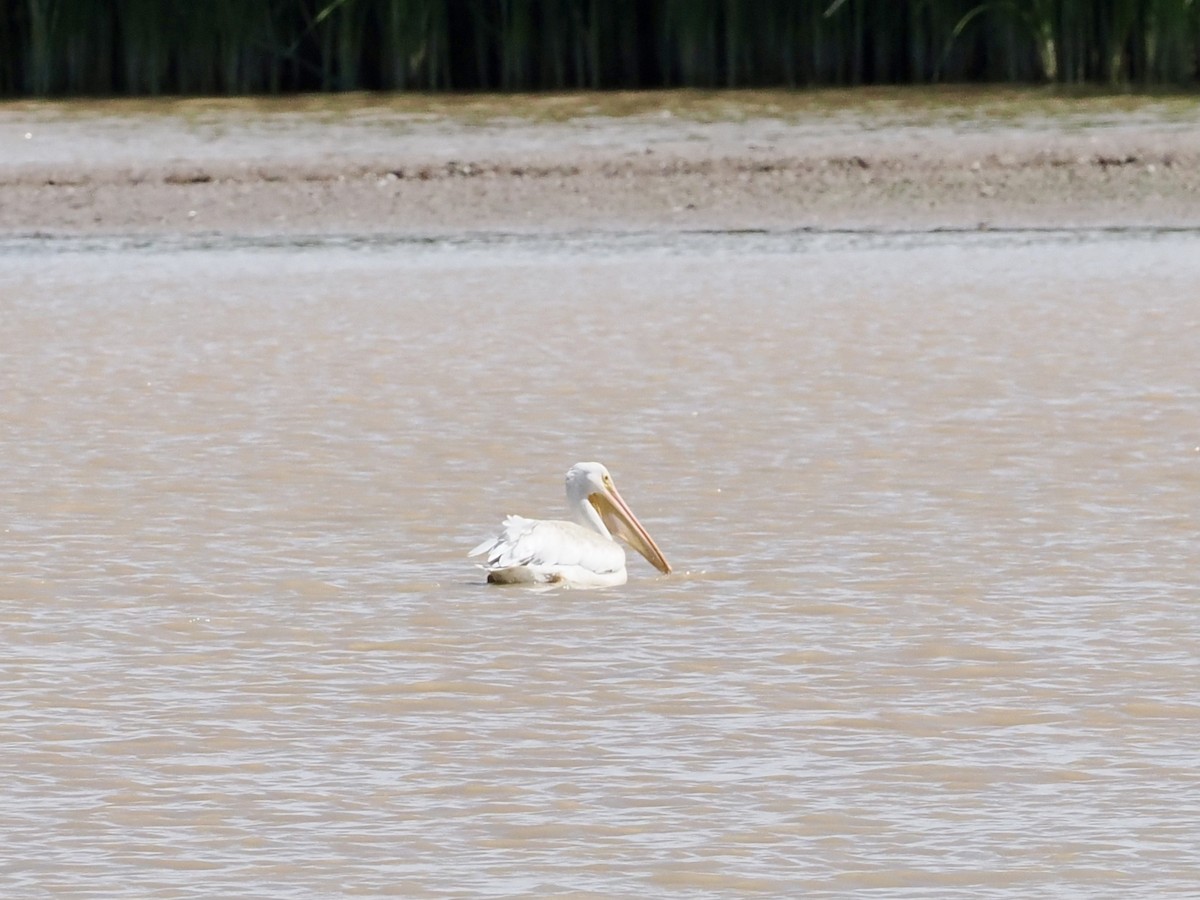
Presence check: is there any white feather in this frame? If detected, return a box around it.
[469,515,626,587]
[469,462,670,589]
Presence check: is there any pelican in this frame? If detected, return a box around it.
[469,462,672,588]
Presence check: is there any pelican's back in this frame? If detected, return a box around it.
[470,515,627,587]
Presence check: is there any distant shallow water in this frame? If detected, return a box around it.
[3,228,1198,897]
[3,223,1199,258]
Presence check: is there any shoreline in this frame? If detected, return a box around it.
[3,90,1199,236]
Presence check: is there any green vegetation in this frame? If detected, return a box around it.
[3,0,1199,96]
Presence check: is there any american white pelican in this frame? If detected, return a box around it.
[469,461,672,588]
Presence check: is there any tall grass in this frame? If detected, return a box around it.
[2,0,1198,96]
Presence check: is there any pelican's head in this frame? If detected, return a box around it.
[566,462,672,575]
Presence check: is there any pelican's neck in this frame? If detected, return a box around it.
[567,481,611,538]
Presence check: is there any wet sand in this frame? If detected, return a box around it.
[2,89,1199,234]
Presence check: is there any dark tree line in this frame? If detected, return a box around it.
[3,0,1198,96]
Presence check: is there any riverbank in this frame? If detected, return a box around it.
[3,89,1199,235]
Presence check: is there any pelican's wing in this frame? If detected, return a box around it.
[469,515,624,576]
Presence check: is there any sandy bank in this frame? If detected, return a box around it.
[2,90,1198,235]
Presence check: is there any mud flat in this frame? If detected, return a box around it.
[2,89,1198,235]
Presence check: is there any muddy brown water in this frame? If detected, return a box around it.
[3,228,1198,897]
